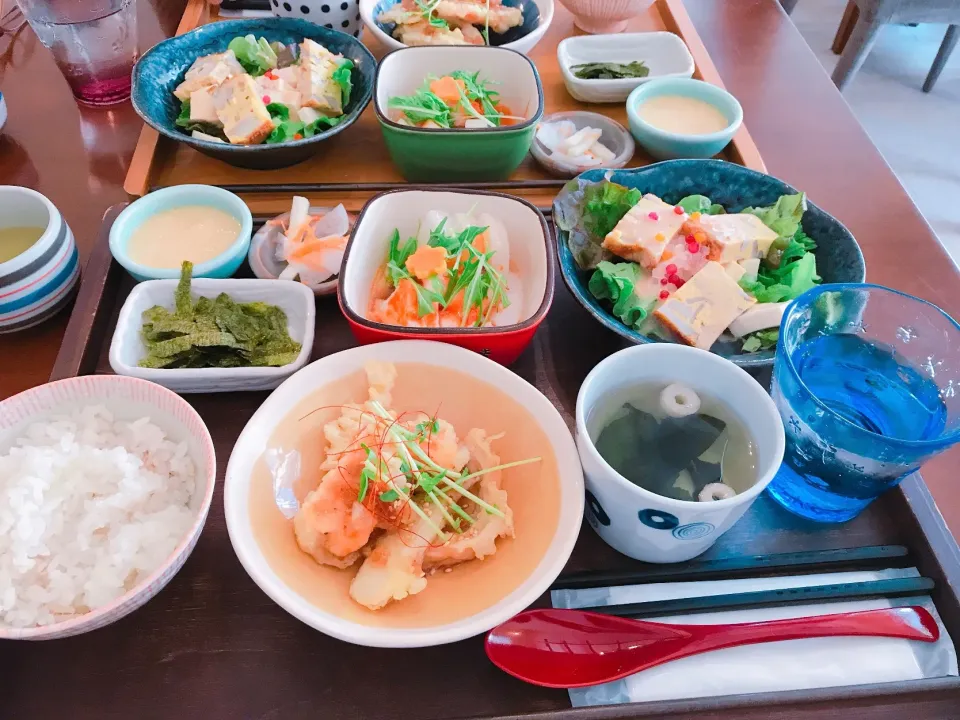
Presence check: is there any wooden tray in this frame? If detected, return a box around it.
[123,0,766,216]
[10,203,960,720]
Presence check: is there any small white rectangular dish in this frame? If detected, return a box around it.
[558,32,695,103]
[109,278,315,394]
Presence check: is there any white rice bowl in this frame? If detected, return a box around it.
[0,376,216,640]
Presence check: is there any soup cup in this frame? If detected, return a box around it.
[109,185,253,282]
[626,77,742,161]
[338,188,555,365]
[0,186,80,334]
[374,45,543,182]
[575,344,785,563]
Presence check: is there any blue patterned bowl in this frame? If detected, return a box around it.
[553,160,866,368]
[131,18,375,170]
[360,0,553,55]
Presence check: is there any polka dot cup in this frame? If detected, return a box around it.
[575,344,785,564]
[271,0,363,38]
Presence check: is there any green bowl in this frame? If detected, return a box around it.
[374,46,543,182]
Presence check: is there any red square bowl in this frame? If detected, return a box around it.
[338,189,555,365]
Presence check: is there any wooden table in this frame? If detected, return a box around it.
[1,2,959,717]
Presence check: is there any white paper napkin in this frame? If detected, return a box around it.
[551,568,958,707]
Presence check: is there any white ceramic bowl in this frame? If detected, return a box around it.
[557,0,652,34]
[0,375,216,640]
[0,91,7,134]
[271,0,363,38]
[0,186,79,334]
[530,111,635,178]
[576,344,785,564]
[109,278,315,393]
[224,340,584,647]
[558,32,695,103]
[360,0,554,55]
[248,205,356,297]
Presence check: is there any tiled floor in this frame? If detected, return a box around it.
[788,0,960,266]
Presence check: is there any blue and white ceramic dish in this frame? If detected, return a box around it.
[553,160,867,368]
[270,0,363,39]
[131,18,375,170]
[0,186,80,334]
[359,0,553,55]
[109,185,253,282]
[626,78,742,161]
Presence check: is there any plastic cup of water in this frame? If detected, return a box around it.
[16,0,138,106]
[766,283,960,523]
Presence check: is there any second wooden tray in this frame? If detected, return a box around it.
[123,0,766,216]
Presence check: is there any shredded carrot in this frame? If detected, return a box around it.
[496,103,517,126]
[287,234,346,263]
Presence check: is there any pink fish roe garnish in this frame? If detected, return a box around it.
[674,206,684,215]
[262,95,271,104]
[687,241,700,253]
[648,211,659,221]
[665,264,678,275]
[659,290,670,300]
[660,277,669,285]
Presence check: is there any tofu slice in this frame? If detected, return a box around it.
[728,302,788,338]
[738,257,760,283]
[654,261,757,350]
[275,66,300,86]
[683,213,778,264]
[189,88,221,125]
[174,50,245,101]
[299,39,345,116]
[191,130,225,143]
[602,194,687,269]
[212,75,275,145]
[298,106,323,125]
[723,261,746,283]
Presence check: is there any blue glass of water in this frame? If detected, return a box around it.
[766,284,960,522]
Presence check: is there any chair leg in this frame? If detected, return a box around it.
[923,25,959,93]
[831,1,896,91]
[780,0,800,15]
[832,1,860,55]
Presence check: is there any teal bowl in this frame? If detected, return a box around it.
[626,78,743,161]
[109,185,253,282]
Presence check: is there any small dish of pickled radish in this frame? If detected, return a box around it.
[530,111,634,178]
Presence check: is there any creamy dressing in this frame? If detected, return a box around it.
[0,226,44,264]
[637,95,730,135]
[248,363,561,628]
[126,206,241,269]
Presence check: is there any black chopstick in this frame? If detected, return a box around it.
[197,179,569,195]
[552,545,911,590]
[577,577,935,619]
[218,0,271,10]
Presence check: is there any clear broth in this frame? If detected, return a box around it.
[248,362,561,627]
[590,382,758,501]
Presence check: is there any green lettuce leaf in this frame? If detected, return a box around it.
[266,103,290,121]
[265,120,305,144]
[228,34,278,76]
[588,261,656,331]
[332,59,354,107]
[303,115,342,137]
[744,192,807,240]
[741,328,780,353]
[677,194,725,215]
[582,182,642,240]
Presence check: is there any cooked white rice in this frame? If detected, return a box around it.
[0,405,196,628]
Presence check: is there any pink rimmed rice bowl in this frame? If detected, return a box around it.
[0,375,216,640]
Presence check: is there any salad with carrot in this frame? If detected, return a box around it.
[369,210,523,328]
[387,71,521,129]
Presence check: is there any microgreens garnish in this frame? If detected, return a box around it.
[414,0,449,29]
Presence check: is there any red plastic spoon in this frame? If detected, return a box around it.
[485,606,939,688]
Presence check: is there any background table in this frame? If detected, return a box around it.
[1,4,959,714]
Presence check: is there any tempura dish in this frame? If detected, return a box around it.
[223,341,584,647]
[338,189,555,365]
[374,46,543,182]
[364,0,552,54]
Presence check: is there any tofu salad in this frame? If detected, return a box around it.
[173,35,354,145]
[559,181,821,353]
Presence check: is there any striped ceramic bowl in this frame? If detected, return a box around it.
[0,186,80,333]
[0,374,217,640]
